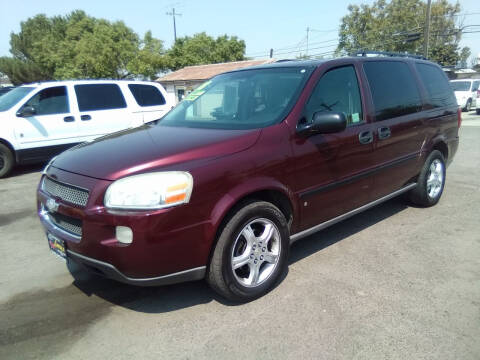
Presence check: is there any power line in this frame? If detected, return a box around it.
[309,28,338,33]
[246,37,307,56]
[245,27,340,57]
[302,50,337,59]
[275,43,337,56]
[246,38,338,58]
[431,11,480,19]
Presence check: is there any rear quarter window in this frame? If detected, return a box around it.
[363,61,422,121]
[128,84,166,107]
[75,84,127,111]
[416,63,457,108]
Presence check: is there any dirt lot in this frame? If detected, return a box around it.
[1,111,479,360]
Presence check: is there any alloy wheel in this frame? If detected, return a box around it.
[426,159,444,199]
[231,218,281,287]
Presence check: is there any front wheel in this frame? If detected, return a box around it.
[207,201,289,302]
[0,143,15,178]
[408,150,446,207]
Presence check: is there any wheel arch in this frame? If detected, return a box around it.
[0,138,16,161]
[432,140,448,161]
[207,179,298,267]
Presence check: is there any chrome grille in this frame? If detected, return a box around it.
[42,177,89,207]
[48,212,82,236]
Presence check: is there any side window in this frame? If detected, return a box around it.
[24,86,69,115]
[415,63,457,108]
[364,61,422,121]
[74,84,126,111]
[472,81,480,92]
[305,66,364,126]
[128,84,166,107]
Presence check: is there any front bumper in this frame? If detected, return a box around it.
[37,167,214,282]
[67,249,205,286]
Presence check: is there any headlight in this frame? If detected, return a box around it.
[104,171,193,210]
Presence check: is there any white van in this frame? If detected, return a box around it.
[0,80,173,177]
[450,79,479,113]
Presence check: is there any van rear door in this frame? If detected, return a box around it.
[73,83,133,141]
[362,60,426,200]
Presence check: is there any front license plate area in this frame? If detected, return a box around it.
[47,233,66,260]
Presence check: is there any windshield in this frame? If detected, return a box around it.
[159,67,313,130]
[450,81,471,92]
[0,86,36,112]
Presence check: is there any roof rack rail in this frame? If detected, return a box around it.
[351,50,426,60]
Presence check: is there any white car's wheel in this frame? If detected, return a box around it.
[0,143,14,178]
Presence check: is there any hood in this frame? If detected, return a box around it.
[52,124,261,180]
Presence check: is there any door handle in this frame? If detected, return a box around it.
[377,126,391,140]
[81,115,91,121]
[63,116,75,122]
[358,130,373,144]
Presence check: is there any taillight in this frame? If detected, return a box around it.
[457,107,462,128]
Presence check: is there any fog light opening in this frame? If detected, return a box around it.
[116,226,133,244]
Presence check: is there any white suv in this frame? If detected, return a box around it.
[450,79,480,113]
[0,80,173,177]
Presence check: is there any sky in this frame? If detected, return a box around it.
[0,0,479,65]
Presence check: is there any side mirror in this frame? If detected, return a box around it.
[16,105,36,117]
[297,111,347,136]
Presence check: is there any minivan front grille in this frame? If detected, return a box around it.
[41,177,89,207]
[48,211,83,236]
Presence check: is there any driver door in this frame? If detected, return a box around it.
[15,85,78,148]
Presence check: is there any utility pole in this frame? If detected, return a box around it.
[269,48,273,58]
[423,0,432,58]
[166,8,182,42]
[306,27,310,57]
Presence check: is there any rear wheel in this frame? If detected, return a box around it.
[0,143,14,178]
[408,150,446,207]
[464,99,472,112]
[207,201,289,302]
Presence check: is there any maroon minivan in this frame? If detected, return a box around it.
[37,56,460,301]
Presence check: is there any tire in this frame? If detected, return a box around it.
[464,99,472,112]
[476,108,480,115]
[408,150,446,207]
[207,201,290,302]
[0,143,15,178]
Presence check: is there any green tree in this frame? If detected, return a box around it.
[127,31,167,79]
[458,47,471,68]
[166,32,245,71]
[337,0,470,66]
[0,10,167,84]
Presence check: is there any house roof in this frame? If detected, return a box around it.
[157,59,276,82]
